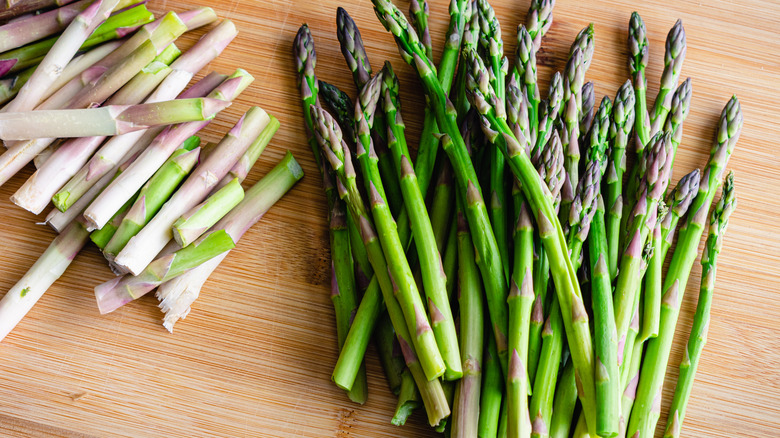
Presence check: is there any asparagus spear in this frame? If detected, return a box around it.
[409,0,432,58]
[0,0,94,53]
[392,368,421,425]
[173,177,245,247]
[525,0,555,52]
[649,19,686,137]
[661,169,700,259]
[382,64,461,380]
[318,81,356,144]
[106,43,182,105]
[559,49,586,220]
[0,64,34,105]
[664,172,735,438]
[311,105,449,426]
[450,202,485,438]
[629,11,650,148]
[453,1,479,122]
[664,77,693,163]
[549,357,577,438]
[54,20,238,211]
[374,312,405,395]
[461,46,598,433]
[0,98,228,141]
[506,72,530,146]
[3,0,121,113]
[479,329,504,437]
[89,194,136,250]
[605,80,636,279]
[83,70,253,231]
[534,72,564,155]
[113,106,269,275]
[95,229,236,314]
[627,96,742,438]
[0,4,154,76]
[0,219,89,342]
[0,0,79,23]
[38,40,124,103]
[590,195,620,437]
[515,25,539,143]
[529,294,563,438]
[103,137,201,259]
[638,203,669,343]
[156,151,304,331]
[477,0,511,286]
[212,115,280,192]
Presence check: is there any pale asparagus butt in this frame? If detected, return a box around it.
[103,136,201,259]
[112,106,269,275]
[95,229,236,314]
[0,219,89,342]
[83,69,253,231]
[156,151,303,329]
[3,0,121,113]
[173,177,245,247]
[0,98,230,140]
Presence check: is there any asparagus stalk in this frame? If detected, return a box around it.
[479,329,504,437]
[663,172,735,438]
[102,137,200,258]
[392,369,421,425]
[213,115,280,192]
[38,40,123,104]
[450,202,484,438]
[649,19,686,137]
[453,1,479,122]
[605,80,636,279]
[0,0,79,23]
[629,11,650,148]
[336,7,371,89]
[95,230,236,314]
[0,219,89,342]
[89,194,135,250]
[83,70,252,231]
[429,160,454,251]
[382,64,461,380]
[311,105,449,426]
[549,358,578,438]
[534,72,564,155]
[638,203,669,343]
[112,106,268,275]
[0,64,34,105]
[461,46,598,433]
[627,96,742,438]
[173,177,245,247]
[590,195,620,437]
[0,98,228,140]
[0,4,154,76]
[156,151,304,331]
[515,25,539,143]
[319,81,356,144]
[570,23,595,72]
[507,189,535,438]
[409,0,432,58]
[2,0,121,113]
[529,295,563,438]
[506,72,530,146]
[0,0,95,54]
[374,312,405,395]
[54,20,238,211]
[176,7,217,30]
[618,319,644,438]
[559,48,586,220]
[105,43,182,105]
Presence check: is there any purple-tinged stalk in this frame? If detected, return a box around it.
[83,70,253,231]
[212,115,279,192]
[173,177,245,247]
[112,106,268,275]
[0,0,93,53]
[0,0,79,23]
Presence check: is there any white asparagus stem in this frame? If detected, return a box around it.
[113,106,270,275]
[0,0,90,53]
[0,98,231,141]
[105,43,181,105]
[157,151,304,331]
[39,40,123,103]
[0,219,90,342]
[83,70,253,231]
[2,0,121,113]
[176,7,217,30]
[52,72,227,213]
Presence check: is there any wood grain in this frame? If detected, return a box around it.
[0,0,778,436]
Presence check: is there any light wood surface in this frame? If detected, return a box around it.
[1,0,778,436]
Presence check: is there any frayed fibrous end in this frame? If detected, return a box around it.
[156,255,223,332]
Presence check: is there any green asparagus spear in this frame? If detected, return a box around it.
[649,19,686,136]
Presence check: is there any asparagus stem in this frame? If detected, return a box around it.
[104,138,200,258]
[391,368,421,425]
[661,169,700,260]
[156,151,304,331]
[0,64,35,105]
[529,294,563,438]
[0,0,79,23]
[319,81,356,144]
[618,327,644,438]
[649,19,686,137]
[373,312,405,395]
[383,65,461,380]
[429,160,454,252]
[559,49,586,221]
[213,115,280,192]
[3,0,121,113]
[629,11,650,148]
[409,0,432,58]
[105,43,182,105]
[638,204,668,343]
[462,47,598,433]
[0,0,95,54]
[311,105,449,425]
[0,4,154,76]
[89,193,135,250]
[0,219,89,342]
[39,40,123,103]
[450,200,484,438]
[548,358,578,438]
[605,80,636,279]
[112,105,268,275]
[507,185,535,438]
[83,70,252,231]
[442,212,458,301]
[590,195,620,437]
[626,96,742,438]
[515,25,539,143]
[663,173,735,438]
[479,328,503,438]
[173,178,245,247]
[453,3,479,123]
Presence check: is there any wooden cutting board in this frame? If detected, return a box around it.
[0,0,778,436]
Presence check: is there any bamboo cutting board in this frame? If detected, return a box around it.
[0,0,778,436]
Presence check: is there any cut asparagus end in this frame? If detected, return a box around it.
[95,229,235,314]
[178,7,218,30]
[173,177,245,247]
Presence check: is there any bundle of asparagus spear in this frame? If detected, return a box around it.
[295,0,741,436]
[0,2,304,340]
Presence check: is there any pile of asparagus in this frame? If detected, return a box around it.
[0,1,304,340]
[296,0,741,436]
